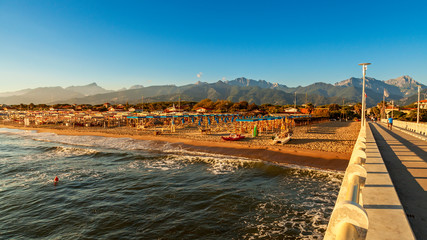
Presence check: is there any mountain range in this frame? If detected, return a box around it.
[0,76,425,107]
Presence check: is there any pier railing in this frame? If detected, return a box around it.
[324,126,368,240]
[325,123,415,240]
[380,119,427,137]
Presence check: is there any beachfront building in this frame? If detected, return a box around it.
[415,99,427,109]
[284,107,299,114]
[299,108,309,114]
[165,104,184,113]
[108,106,125,112]
[385,105,400,115]
[195,107,211,113]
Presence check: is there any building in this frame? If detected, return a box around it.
[283,107,299,114]
[415,99,427,109]
[195,107,211,113]
[400,108,417,114]
[299,108,309,114]
[165,104,184,113]
[385,105,400,114]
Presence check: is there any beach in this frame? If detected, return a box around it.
[0,120,359,171]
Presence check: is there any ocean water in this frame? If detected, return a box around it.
[0,128,342,239]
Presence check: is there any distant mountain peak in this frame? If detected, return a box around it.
[129,85,144,90]
[195,81,208,85]
[385,75,421,87]
[65,82,112,96]
[67,82,98,88]
[385,75,425,96]
[223,77,288,89]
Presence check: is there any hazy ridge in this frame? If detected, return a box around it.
[0,76,425,107]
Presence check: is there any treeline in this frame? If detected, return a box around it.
[3,99,362,118]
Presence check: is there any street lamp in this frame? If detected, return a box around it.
[417,85,420,124]
[358,63,371,127]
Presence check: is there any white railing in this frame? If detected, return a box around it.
[381,119,427,136]
[325,126,369,240]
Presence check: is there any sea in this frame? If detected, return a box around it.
[0,128,342,239]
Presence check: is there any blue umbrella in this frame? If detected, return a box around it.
[208,118,211,125]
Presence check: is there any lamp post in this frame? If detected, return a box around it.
[294,92,297,109]
[358,63,371,127]
[417,85,420,124]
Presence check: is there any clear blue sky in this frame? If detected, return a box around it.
[1,0,426,92]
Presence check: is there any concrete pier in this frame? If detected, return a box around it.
[370,122,427,239]
[325,123,415,239]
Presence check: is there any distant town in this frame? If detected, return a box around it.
[1,97,426,128]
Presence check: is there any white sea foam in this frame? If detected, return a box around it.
[0,127,345,178]
[22,146,98,161]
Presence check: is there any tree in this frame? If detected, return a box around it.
[259,104,273,112]
[328,103,340,111]
[370,107,381,118]
[229,101,249,112]
[391,110,405,119]
[247,103,258,111]
[214,100,232,113]
[229,102,241,112]
[353,103,362,116]
[193,99,215,110]
[267,106,279,114]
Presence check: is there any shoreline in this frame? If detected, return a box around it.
[0,123,352,171]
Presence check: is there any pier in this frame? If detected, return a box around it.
[326,120,427,239]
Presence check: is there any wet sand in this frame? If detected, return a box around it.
[0,121,360,171]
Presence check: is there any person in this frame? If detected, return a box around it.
[388,117,393,130]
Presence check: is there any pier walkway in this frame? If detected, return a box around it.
[370,122,427,239]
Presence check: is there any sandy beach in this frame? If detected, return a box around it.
[0,120,360,171]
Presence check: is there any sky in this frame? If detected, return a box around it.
[1,0,427,92]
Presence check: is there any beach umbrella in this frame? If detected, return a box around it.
[182,118,185,124]
[215,117,219,124]
[198,119,201,126]
[192,117,194,123]
[208,118,211,125]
